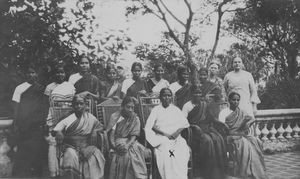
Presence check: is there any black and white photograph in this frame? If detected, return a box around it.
[0,0,300,178]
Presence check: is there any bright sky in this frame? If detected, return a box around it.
[61,0,240,69]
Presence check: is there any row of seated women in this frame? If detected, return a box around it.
[49,87,267,179]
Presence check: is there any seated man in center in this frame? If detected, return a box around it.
[53,95,106,179]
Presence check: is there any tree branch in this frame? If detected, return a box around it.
[158,0,185,27]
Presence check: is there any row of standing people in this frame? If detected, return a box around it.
[10,55,264,179]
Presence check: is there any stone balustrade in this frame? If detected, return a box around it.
[254,108,300,152]
[0,118,13,177]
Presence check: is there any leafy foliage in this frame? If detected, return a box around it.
[227,0,300,78]
[258,74,300,109]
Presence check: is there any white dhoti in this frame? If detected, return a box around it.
[155,136,189,179]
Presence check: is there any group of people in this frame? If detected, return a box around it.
[8,55,268,179]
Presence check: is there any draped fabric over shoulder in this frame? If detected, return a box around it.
[225,107,268,179]
[147,78,169,94]
[109,112,147,179]
[104,80,122,98]
[126,79,149,98]
[201,81,222,102]
[54,112,106,179]
[175,83,192,109]
[12,83,49,177]
[183,100,227,179]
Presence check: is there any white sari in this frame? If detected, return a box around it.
[145,104,190,179]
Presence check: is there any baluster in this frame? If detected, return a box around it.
[255,123,261,137]
[285,122,293,139]
[261,123,269,141]
[269,123,277,140]
[277,122,285,139]
[293,122,300,138]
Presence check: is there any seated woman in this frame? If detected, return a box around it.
[147,63,169,95]
[102,65,122,100]
[45,65,76,177]
[182,84,227,179]
[53,95,106,179]
[121,62,149,99]
[108,96,147,179]
[145,88,190,179]
[219,92,267,179]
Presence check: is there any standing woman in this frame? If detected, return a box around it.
[102,65,122,99]
[223,57,260,116]
[147,63,169,95]
[169,66,192,109]
[219,92,267,179]
[121,62,149,99]
[12,65,49,177]
[69,56,104,114]
[145,88,190,179]
[208,61,226,101]
[108,96,147,179]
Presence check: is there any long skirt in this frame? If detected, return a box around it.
[60,146,105,179]
[155,136,190,179]
[109,141,147,179]
[12,129,47,177]
[192,127,227,179]
[229,135,268,179]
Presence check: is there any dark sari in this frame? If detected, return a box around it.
[126,78,149,98]
[186,101,227,179]
[225,108,267,179]
[74,73,103,115]
[12,83,49,177]
[109,112,147,179]
[201,81,222,102]
[175,83,192,109]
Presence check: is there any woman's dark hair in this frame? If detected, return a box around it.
[72,94,87,106]
[131,62,142,71]
[153,63,164,71]
[159,88,173,99]
[105,64,116,75]
[228,91,240,100]
[53,64,65,74]
[121,96,137,107]
[78,55,91,64]
[177,65,189,77]
[199,67,208,74]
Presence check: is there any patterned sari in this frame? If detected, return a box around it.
[186,101,227,179]
[225,108,268,179]
[109,112,147,179]
[54,112,106,179]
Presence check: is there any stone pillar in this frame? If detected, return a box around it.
[0,119,13,177]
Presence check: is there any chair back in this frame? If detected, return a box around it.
[138,96,161,128]
[97,99,122,128]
